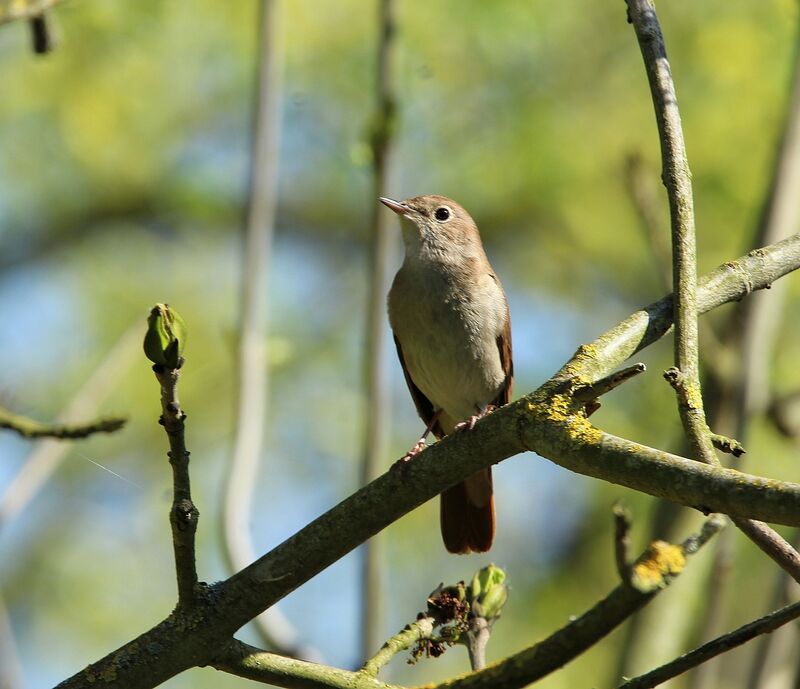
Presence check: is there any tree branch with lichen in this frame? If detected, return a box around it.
[625,0,800,588]
[429,517,724,689]
[360,617,435,678]
[54,234,800,689]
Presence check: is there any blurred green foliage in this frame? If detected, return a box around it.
[1,0,799,687]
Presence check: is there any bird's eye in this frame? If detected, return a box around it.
[434,207,451,221]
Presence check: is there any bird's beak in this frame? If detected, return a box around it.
[379,197,409,216]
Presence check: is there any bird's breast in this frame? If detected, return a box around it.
[389,261,508,425]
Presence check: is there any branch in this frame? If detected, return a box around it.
[212,639,399,689]
[708,433,745,457]
[627,0,716,464]
[0,325,140,529]
[728,517,800,583]
[153,361,198,607]
[626,0,800,592]
[554,233,800,384]
[428,518,724,689]
[55,237,800,688]
[0,406,125,439]
[359,0,398,661]
[573,363,646,405]
[619,600,800,689]
[360,617,434,678]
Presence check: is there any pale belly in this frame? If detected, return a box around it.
[403,334,504,424]
[390,269,507,428]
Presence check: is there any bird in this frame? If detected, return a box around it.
[381,194,513,554]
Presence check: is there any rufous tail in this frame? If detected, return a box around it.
[439,467,495,554]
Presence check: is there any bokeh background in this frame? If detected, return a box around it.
[1,1,799,687]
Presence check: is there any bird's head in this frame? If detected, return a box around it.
[379,194,483,260]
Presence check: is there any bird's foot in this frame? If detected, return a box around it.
[454,405,496,432]
[393,438,426,469]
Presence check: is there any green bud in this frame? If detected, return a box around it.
[143,303,187,368]
[469,564,508,620]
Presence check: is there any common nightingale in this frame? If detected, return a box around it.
[381,195,513,554]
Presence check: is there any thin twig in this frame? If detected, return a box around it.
[746,531,800,689]
[574,363,646,404]
[0,406,125,439]
[213,638,399,688]
[0,325,140,529]
[730,517,800,583]
[709,433,745,457]
[359,617,434,678]
[465,617,490,671]
[359,0,398,662]
[619,600,800,689]
[153,363,198,607]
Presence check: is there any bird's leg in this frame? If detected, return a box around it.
[454,404,496,432]
[396,410,442,465]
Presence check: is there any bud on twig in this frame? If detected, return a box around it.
[469,564,508,621]
[143,304,187,368]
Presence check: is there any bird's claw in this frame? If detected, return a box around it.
[393,438,426,469]
[454,405,496,432]
[454,416,479,432]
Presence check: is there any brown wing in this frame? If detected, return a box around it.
[393,334,445,439]
[492,303,513,408]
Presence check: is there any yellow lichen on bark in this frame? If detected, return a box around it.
[524,384,604,448]
[683,381,704,410]
[630,540,686,593]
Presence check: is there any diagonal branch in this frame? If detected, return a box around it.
[213,639,399,688]
[429,518,724,689]
[619,599,800,689]
[359,617,433,678]
[209,519,722,689]
[55,236,800,689]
